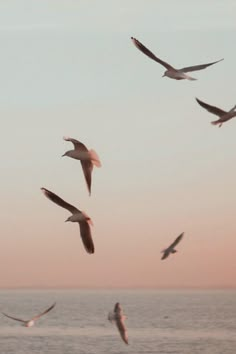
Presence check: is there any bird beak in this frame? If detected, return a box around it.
[61,153,66,157]
[65,219,69,222]
[162,74,165,78]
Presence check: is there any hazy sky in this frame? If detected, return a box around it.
[1,0,236,288]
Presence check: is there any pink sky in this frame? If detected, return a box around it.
[1,1,236,288]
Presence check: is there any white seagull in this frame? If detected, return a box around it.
[161,232,184,260]
[2,302,56,327]
[41,187,95,254]
[62,136,101,196]
[196,98,236,127]
[108,302,128,345]
[131,37,223,81]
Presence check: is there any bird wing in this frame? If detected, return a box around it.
[2,312,26,323]
[131,37,174,70]
[41,188,79,214]
[196,98,227,116]
[179,58,223,73]
[63,136,88,151]
[32,302,56,321]
[80,160,93,196]
[78,220,95,254]
[108,311,115,323]
[116,316,128,345]
[169,232,184,249]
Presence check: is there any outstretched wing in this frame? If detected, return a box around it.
[32,302,56,321]
[80,160,93,196]
[63,136,88,151]
[78,221,95,254]
[41,188,79,214]
[2,312,26,323]
[169,232,184,249]
[179,58,223,73]
[116,316,129,345]
[196,98,226,116]
[131,37,174,70]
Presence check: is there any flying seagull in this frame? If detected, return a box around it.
[196,98,236,127]
[131,37,223,81]
[108,302,128,345]
[2,302,56,327]
[41,187,95,254]
[62,136,101,196]
[161,232,184,260]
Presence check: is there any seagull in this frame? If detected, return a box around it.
[62,136,101,196]
[41,187,95,254]
[108,302,128,345]
[196,98,236,127]
[2,302,56,327]
[161,232,184,260]
[131,37,223,81]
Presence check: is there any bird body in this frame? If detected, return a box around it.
[163,70,196,81]
[131,37,223,81]
[41,187,95,254]
[65,212,89,223]
[196,98,236,127]
[25,320,34,327]
[2,303,56,327]
[108,302,128,345]
[62,136,101,196]
[161,232,184,260]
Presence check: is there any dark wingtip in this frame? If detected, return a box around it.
[41,187,49,195]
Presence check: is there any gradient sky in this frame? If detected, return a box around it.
[1,0,236,288]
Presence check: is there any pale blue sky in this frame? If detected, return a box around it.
[1,0,236,288]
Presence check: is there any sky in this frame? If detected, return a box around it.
[1,0,236,289]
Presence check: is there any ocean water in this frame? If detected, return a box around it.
[0,289,235,354]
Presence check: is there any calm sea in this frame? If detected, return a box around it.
[0,289,235,354]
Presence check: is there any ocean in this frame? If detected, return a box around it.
[0,289,235,354]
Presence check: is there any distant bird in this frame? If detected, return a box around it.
[2,302,56,327]
[131,37,223,81]
[41,187,94,254]
[62,136,101,196]
[161,232,184,260]
[196,98,236,127]
[108,302,128,345]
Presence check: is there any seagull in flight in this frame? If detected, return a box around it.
[108,302,128,345]
[2,302,56,327]
[161,232,184,260]
[131,37,223,81]
[62,136,101,196]
[196,98,236,127]
[41,187,95,254]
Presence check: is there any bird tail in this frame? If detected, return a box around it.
[211,120,220,126]
[186,75,197,81]
[89,149,102,167]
